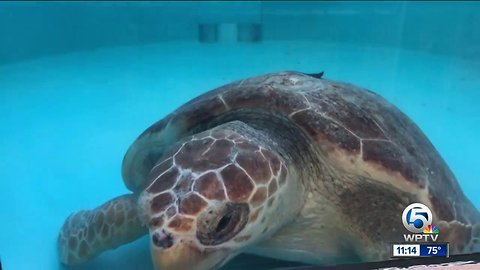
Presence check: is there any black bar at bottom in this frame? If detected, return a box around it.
[277,252,480,270]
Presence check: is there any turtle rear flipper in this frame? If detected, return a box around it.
[438,220,480,254]
[58,194,147,265]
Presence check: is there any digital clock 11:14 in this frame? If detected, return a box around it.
[392,244,420,257]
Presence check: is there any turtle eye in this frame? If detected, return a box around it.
[196,202,249,246]
[215,213,233,233]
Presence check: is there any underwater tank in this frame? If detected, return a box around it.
[0,1,479,270]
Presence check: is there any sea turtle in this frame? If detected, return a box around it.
[58,71,480,269]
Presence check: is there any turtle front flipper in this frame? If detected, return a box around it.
[58,194,147,265]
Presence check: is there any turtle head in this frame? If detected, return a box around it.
[137,124,296,270]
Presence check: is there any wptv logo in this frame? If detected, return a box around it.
[402,203,439,242]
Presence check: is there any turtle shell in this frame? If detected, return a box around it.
[122,71,478,226]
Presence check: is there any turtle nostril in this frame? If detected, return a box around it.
[152,231,174,249]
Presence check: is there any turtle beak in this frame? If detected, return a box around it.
[150,241,230,270]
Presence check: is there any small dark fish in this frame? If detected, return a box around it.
[303,71,324,79]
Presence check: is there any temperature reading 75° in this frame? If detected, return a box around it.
[427,246,441,254]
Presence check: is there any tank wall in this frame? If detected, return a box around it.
[262,1,480,58]
[0,1,479,64]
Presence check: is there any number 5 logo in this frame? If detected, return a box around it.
[402,203,432,233]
